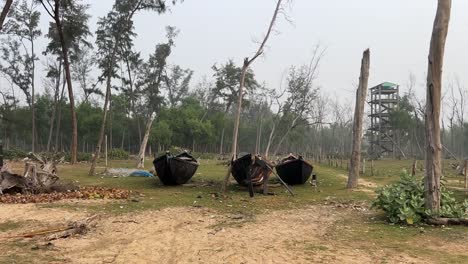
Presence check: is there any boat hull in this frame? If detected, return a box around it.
[276,159,313,185]
[231,153,270,186]
[153,153,199,185]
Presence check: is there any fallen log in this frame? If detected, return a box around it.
[0,153,63,194]
[0,215,99,240]
[426,217,468,226]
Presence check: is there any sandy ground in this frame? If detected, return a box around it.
[0,203,445,264]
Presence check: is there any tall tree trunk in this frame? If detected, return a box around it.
[230,62,248,159]
[136,113,155,169]
[89,61,114,175]
[424,0,451,211]
[257,115,263,154]
[54,1,77,164]
[47,61,62,152]
[121,129,125,149]
[219,126,225,155]
[347,49,370,189]
[31,40,36,152]
[54,73,66,151]
[109,99,113,151]
[264,122,276,159]
[0,0,13,31]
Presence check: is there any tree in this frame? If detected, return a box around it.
[424,0,451,212]
[44,58,62,151]
[135,26,177,168]
[347,49,370,189]
[212,60,258,113]
[271,47,324,157]
[1,0,41,152]
[39,0,91,162]
[89,0,172,175]
[165,65,193,108]
[73,46,99,102]
[222,0,286,193]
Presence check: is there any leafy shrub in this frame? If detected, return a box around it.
[64,152,92,162]
[108,148,129,160]
[3,149,28,160]
[372,170,468,225]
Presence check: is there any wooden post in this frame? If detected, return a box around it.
[424,0,451,211]
[105,134,108,169]
[371,160,374,176]
[362,159,366,175]
[411,160,417,177]
[464,160,468,191]
[347,49,370,189]
[0,143,3,170]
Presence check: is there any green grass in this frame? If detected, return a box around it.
[47,159,373,215]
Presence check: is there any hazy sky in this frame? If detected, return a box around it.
[12,0,468,103]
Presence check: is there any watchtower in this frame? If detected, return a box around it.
[368,82,399,157]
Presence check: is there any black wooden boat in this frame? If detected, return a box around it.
[275,154,313,185]
[231,153,273,197]
[153,151,199,185]
[231,153,271,186]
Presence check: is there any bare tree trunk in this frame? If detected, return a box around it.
[0,0,13,31]
[31,40,37,153]
[264,123,276,158]
[347,49,370,189]
[47,61,62,152]
[54,74,66,151]
[89,56,115,175]
[121,129,125,150]
[230,66,248,158]
[136,113,155,169]
[109,99,113,151]
[257,115,263,154]
[53,1,78,164]
[219,127,225,156]
[424,0,451,211]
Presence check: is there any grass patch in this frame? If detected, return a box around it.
[42,160,373,215]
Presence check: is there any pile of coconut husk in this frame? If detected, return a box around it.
[0,152,132,203]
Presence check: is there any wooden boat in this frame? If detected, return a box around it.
[153,151,199,185]
[231,153,273,196]
[275,154,313,185]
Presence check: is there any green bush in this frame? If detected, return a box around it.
[372,171,468,225]
[3,149,28,160]
[108,148,129,160]
[64,152,92,162]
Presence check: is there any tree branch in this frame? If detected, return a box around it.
[0,0,13,31]
[246,0,284,66]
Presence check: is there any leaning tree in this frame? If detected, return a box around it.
[221,0,287,193]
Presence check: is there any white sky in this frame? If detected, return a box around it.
[4,0,468,105]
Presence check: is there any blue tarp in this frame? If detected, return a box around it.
[129,170,154,177]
